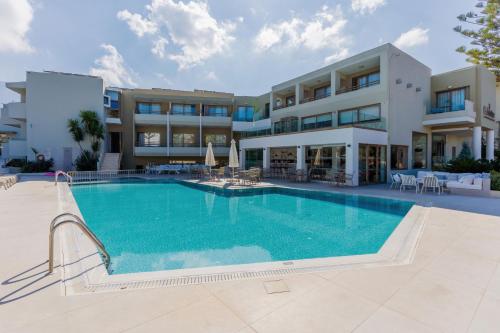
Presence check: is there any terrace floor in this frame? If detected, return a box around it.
[1,179,500,332]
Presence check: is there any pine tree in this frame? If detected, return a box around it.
[454,0,500,81]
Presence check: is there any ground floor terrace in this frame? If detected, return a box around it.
[1,178,500,332]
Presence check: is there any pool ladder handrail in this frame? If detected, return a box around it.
[54,170,73,186]
[48,213,110,273]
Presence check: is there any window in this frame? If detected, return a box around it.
[264,103,270,118]
[136,132,160,147]
[205,134,227,147]
[436,87,467,112]
[338,104,381,126]
[285,95,295,106]
[274,118,299,134]
[105,90,120,109]
[353,72,380,89]
[412,132,427,169]
[205,105,228,117]
[233,106,254,122]
[302,113,332,130]
[314,85,331,99]
[245,149,263,169]
[137,102,161,114]
[390,145,408,170]
[171,103,196,115]
[172,133,196,147]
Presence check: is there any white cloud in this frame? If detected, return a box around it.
[394,27,429,49]
[0,0,34,53]
[117,10,158,37]
[254,5,349,63]
[151,37,168,58]
[89,44,137,87]
[351,0,386,15]
[324,48,349,64]
[206,71,218,81]
[118,0,239,70]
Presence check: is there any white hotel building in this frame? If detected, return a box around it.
[1,44,498,185]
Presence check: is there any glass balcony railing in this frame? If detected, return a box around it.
[299,92,331,104]
[274,118,299,134]
[428,104,465,114]
[335,79,380,95]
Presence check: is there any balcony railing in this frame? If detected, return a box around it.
[106,109,120,118]
[302,120,332,131]
[170,110,197,116]
[428,104,465,114]
[299,92,331,104]
[135,143,163,147]
[335,80,380,95]
[172,142,198,147]
[274,119,299,134]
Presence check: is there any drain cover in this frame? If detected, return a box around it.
[263,280,290,294]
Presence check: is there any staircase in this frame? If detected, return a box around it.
[99,153,121,171]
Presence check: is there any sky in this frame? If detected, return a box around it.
[0,0,480,104]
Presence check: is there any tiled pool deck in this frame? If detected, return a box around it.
[1,179,500,332]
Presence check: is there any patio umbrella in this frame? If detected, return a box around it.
[205,142,216,176]
[228,139,239,179]
[313,148,321,167]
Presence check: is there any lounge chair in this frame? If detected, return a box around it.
[390,172,401,189]
[400,174,418,193]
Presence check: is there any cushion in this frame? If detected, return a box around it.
[473,178,483,187]
[393,174,401,182]
[435,174,447,180]
[459,175,475,185]
[447,174,459,181]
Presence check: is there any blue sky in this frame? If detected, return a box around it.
[0,0,479,104]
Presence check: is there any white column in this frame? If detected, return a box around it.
[487,129,495,160]
[296,146,305,170]
[166,112,170,156]
[295,83,301,105]
[472,126,482,160]
[330,71,336,96]
[263,147,270,169]
[269,92,274,112]
[239,149,246,169]
[347,142,357,186]
[199,103,203,157]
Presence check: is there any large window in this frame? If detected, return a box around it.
[353,72,380,89]
[302,113,332,131]
[205,106,228,117]
[391,145,408,170]
[136,132,161,147]
[105,90,120,109]
[137,102,161,114]
[233,106,254,122]
[205,134,227,147]
[314,85,331,99]
[245,149,263,169]
[171,103,196,115]
[172,133,196,147]
[435,87,467,112]
[338,104,381,126]
[412,132,427,169]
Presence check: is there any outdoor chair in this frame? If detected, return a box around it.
[390,172,402,189]
[215,167,225,181]
[400,174,419,193]
[421,175,442,194]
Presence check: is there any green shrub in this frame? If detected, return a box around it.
[491,170,500,191]
[74,150,98,171]
[21,158,54,173]
[5,158,26,168]
[444,158,493,173]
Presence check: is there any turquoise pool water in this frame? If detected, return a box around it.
[71,180,414,275]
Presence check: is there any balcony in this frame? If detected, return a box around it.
[232,118,271,132]
[274,117,299,135]
[5,102,26,120]
[134,145,168,156]
[299,92,331,104]
[335,56,380,96]
[134,113,167,125]
[423,100,476,126]
[298,73,331,105]
[201,115,232,127]
[105,109,121,125]
[335,79,380,95]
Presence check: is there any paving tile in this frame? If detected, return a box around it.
[124,296,247,333]
[251,282,379,333]
[385,271,483,333]
[484,263,500,301]
[353,307,440,333]
[424,247,497,289]
[330,265,419,303]
[468,296,500,333]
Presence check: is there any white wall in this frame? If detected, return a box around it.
[25,72,103,169]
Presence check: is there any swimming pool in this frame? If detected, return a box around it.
[70,180,414,275]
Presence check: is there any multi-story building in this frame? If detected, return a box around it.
[1,43,498,185]
[0,71,103,169]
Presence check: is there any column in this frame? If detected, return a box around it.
[239,149,246,170]
[487,129,495,161]
[166,112,170,156]
[296,146,305,170]
[330,71,336,96]
[263,147,270,170]
[295,83,301,105]
[472,126,482,160]
[269,92,274,112]
[199,103,203,157]
[346,142,356,186]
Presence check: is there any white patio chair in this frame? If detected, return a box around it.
[420,175,442,195]
[400,174,418,193]
[390,173,401,189]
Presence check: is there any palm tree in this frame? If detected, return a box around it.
[67,118,84,152]
[67,110,104,169]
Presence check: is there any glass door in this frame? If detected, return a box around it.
[359,144,387,185]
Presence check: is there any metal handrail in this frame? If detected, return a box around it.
[48,213,110,273]
[54,170,73,186]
